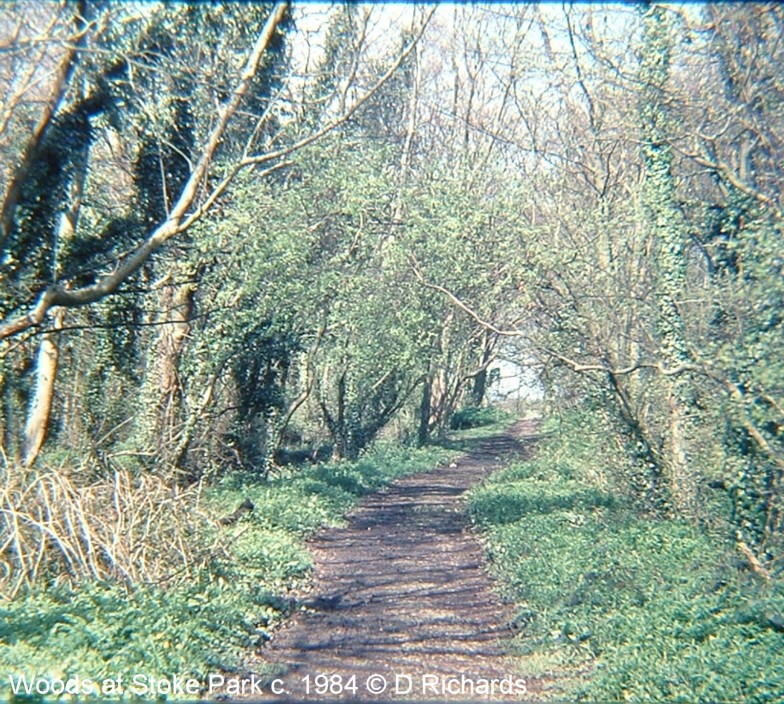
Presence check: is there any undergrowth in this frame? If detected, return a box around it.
[449,405,513,430]
[0,442,453,701]
[467,412,784,703]
[436,413,518,453]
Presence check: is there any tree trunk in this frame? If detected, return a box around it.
[153,278,195,461]
[471,369,487,407]
[23,309,64,466]
[275,318,326,451]
[20,148,86,467]
[417,374,433,446]
[639,5,698,516]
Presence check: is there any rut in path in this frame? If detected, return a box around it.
[253,420,537,701]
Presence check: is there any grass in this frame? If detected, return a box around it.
[435,412,519,453]
[466,416,784,703]
[449,405,513,430]
[0,441,455,701]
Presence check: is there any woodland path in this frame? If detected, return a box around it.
[249,420,539,701]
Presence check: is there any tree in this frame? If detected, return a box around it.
[638,4,696,514]
[0,3,290,341]
[0,2,433,471]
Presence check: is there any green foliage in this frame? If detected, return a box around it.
[2,4,782,699]
[0,442,453,698]
[449,405,511,430]
[182,134,434,464]
[701,200,784,554]
[211,441,454,534]
[467,414,784,702]
[0,579,268,690]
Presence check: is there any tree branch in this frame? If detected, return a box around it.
[411,254,703,379]
[1,4,436,344]
[410,254,524,338]
[240,7,436,169]
[0,1,90,251]
[0,2,289,341]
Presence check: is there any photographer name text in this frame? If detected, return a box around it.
[8,672,527,699]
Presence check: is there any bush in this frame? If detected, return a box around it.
[0,465,214,598]
[0,579,271,689]
[467,414,784,702]
[449,405,510,430]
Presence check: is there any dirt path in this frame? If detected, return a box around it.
[253,420,537,701]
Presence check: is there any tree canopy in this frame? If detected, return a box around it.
[1,0,782,594]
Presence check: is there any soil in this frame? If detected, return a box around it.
[248,420,539,701]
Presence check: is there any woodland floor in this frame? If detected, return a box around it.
[244,420,540,702]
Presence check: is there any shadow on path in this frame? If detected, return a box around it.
[250,419,539,701]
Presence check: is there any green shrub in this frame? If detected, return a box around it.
[0,578,267,692]
[467,416,784,702]
[449,405,510,430]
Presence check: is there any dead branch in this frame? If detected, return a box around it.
[736,533,772,581]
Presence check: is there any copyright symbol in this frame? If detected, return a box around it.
[366,674,388,694]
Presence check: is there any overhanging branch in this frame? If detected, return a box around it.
[410,254,704,380]
[0,3,289,341]
[1,4,436,344]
